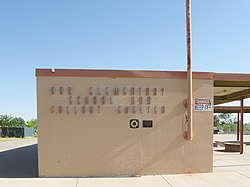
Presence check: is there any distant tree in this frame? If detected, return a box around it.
[11,117,26,127]
[0,115,38,129]
[26,119,37,129]
[0,114,13,127]
[218,113,236,125]
[0,115,26,127]
[214,115,220,126]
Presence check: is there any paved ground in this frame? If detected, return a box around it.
[0,135,250,187]
[0,138,37,152]
[0,138,38,178]
[214,134,250,142]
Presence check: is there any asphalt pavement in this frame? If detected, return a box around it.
[0,138,38,178]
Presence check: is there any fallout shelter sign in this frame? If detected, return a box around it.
[49,86,167,115]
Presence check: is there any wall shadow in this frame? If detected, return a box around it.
[0,144,38,178]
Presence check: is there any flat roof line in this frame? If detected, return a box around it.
[35,69,214,79]
[214,73,250,81]
[36,69,250,83]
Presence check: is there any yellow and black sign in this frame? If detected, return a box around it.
[130,119,139,129]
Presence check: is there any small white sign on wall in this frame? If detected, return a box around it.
[195,98,212,111]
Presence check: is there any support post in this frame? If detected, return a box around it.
[240,98,244,154]
[237,113,239,141]
[183,0,193,141]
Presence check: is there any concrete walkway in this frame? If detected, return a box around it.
[0,136,250,187]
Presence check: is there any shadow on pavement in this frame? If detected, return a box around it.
[214,149,238,153]
[245,142,250,146]
[0,144,38,178]
[214,163,250,168]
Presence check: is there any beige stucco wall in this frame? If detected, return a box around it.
[37,75,213,177]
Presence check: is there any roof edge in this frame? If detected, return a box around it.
[35,69,214,80]
[214,73,250,81]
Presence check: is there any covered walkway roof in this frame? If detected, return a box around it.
[214,73,250,105]
[213,73,250,154]
[214,106,250,113]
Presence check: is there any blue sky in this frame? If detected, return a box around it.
[0,0,250,121]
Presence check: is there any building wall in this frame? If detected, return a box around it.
[37,70,213,177]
